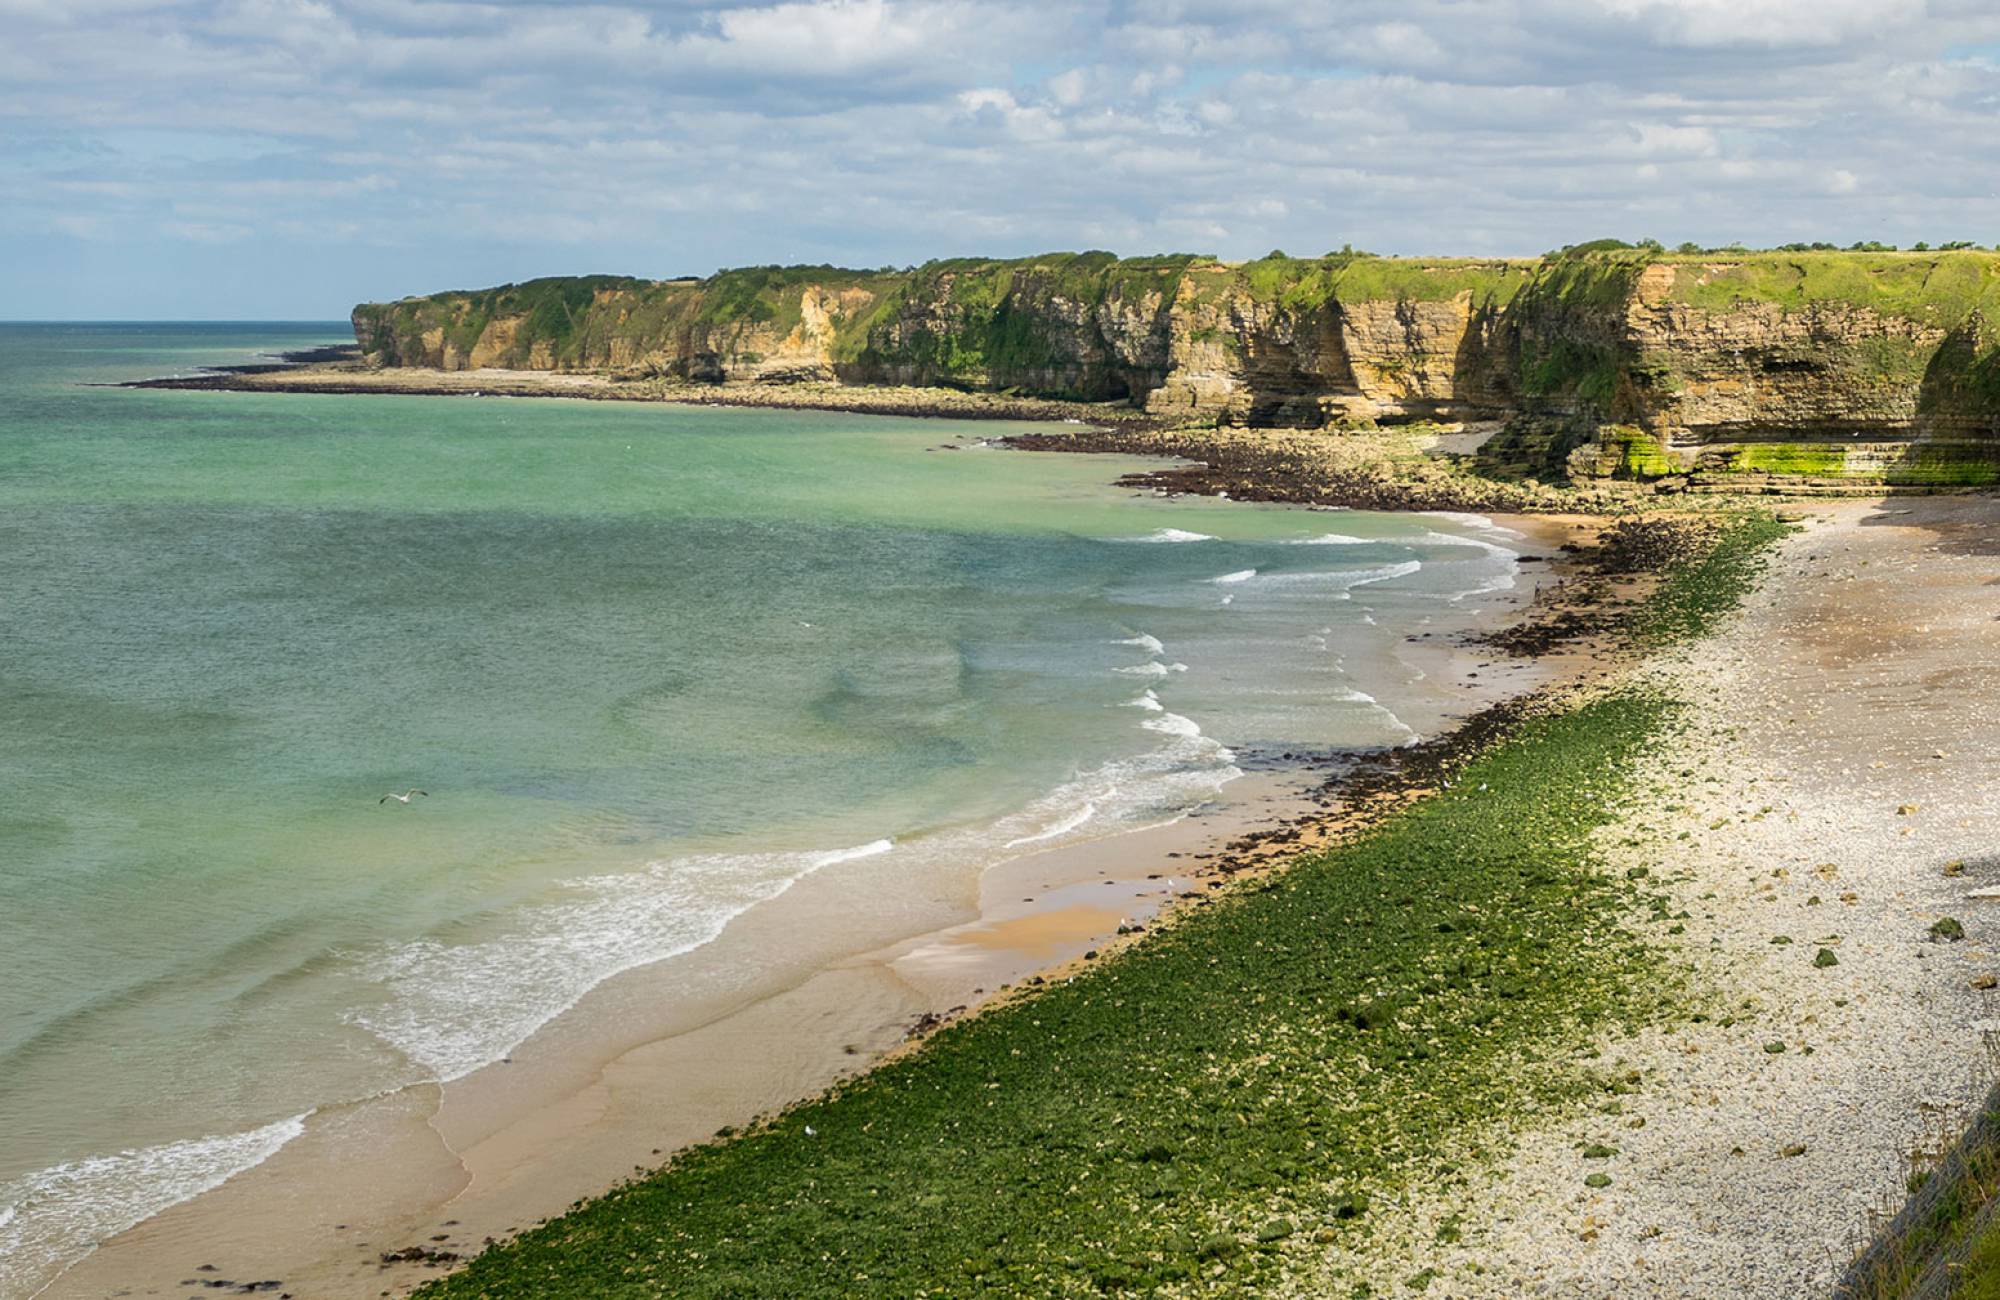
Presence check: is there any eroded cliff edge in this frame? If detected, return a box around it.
[353,250,2000,486]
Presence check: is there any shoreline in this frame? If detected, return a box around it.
[395,513,1768,1298]
[70,357,1917,1298]
[1332,496,2000,1297]
[118,361,1167,429]
[35,461,1606,1297]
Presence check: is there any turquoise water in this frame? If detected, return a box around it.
[0,324,1525,1295]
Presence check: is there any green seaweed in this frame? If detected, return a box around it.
[1724,444,1852,477]
[422,694,1676,1298]
[1884,444,2000,487]
[414,518,1790,1299]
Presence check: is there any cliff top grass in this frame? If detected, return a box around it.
[358,248,2000,347]
[1193,252,1539,311]
[413,518,1787,1299]
[354,247,2000,404]
[1655,250,2000,329]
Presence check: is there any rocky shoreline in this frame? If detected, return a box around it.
[394,510,1780,1300]
[122,362,1162,428]
[1336,497,2000,1299]
[127,357,1963,514]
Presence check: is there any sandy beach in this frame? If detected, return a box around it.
[36,477,1585,1300]
[51,361,2000,1299]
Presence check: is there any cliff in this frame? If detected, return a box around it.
[354,250,2000,486]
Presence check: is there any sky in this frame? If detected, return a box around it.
[4,0,2000,318]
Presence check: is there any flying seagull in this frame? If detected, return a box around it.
[380,789,429,805]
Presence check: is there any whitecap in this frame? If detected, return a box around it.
[1242,560,1423,595]
[1285,533,1372,545]
[1113,661,1188,677]
[1119,528,1216,544]
[1448,569,1521,601]
[1141,712,1204,738]
[1005,802,1098,848]
[1114,633,1165,654]
[350,839,893,1082]
[1211,569,1257,585]
[1342,559,1423,590]
[1416,529,1519,558]
[0,1114,307,1299]
[1422,510,1521,536]
[1119,690,1165,711]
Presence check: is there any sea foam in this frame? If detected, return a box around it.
[351,839,894,1082]
[1114,661,1188,677]
[0,1114,306,1299]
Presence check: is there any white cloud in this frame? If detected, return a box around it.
[1630,123,1722,156]
[5,0,2000,315]
[1598,0,1925,49]
[163,218,253,242]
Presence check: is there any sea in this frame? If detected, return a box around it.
[0,322,1529,1295]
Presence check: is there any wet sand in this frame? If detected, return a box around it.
[40,507,1594,1299]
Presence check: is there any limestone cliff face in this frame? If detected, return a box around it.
[1621,263,1954,442]
[1144,289,1513,427]
[353,251,2000,484]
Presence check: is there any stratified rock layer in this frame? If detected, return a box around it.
[353,250,2000,485]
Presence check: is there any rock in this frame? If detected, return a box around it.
[1972,973,1997,990]
[1256,1218,1295,1242]
[350,253,2000,489]
[1780,1143,1807,1158]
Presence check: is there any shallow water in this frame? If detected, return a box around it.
[0,323,1527,1295]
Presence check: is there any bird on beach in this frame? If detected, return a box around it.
[379,789,429,805]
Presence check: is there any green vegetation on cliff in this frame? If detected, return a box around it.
[355,248,2000,482]
[1662,250,2000,328]
[839,252,1200,389]
[1186,252,1535,313]
[357,275,644,369]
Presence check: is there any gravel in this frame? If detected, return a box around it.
[1336,497,2000,1298]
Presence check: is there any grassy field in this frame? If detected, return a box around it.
[1839,1084,2000,1299]
[417,517,1786,1299]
